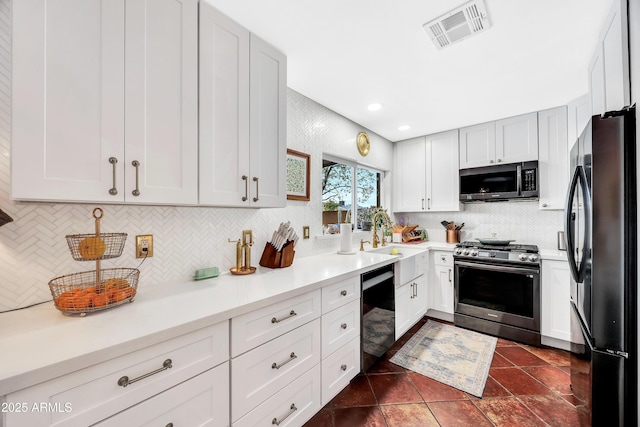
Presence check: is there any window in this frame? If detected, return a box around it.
[322,156,381,230]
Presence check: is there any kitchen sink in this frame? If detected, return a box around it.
[367,245,427,285]
[367,245,426,258]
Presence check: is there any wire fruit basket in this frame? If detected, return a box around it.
[48,208,139,316]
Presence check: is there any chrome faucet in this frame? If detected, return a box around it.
[372,211,392,248]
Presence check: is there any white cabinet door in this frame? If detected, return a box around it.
[458,122,495,169]
[541,260,573,343]
[588,47,606,116]
[12,0,125,202]
[124,0,198,205]
[199,4,251,206]
[432,264,454,315]
[567,94,591,147]
[426,130,460,212]
[394,133,459,213]
[12,0,198,205]
[495,112,538,165]
[199,6,286,208]
[601,0,630,112]
[249,34,287,208]
[395,281,413,338]
[394,137,427,212]
[538,107,568,210]
[410,275,428,322]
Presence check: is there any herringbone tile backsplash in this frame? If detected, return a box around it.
[0,0,562,312]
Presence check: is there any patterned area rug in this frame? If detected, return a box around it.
[362,307,395,357]
[390,320,497,397]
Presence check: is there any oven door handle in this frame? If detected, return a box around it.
[455,260,539,275]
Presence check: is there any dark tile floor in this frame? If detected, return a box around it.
[304,316,588,427]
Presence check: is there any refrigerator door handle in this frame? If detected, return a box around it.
[565,166,581,282]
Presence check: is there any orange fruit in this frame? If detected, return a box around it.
[77,237,107,259]
[103,278,128,291]
[92,293,110,307]
[109,286,136,303]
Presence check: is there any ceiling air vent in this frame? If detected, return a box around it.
[423,0,491,50]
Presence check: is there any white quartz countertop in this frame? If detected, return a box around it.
[1,248,432,396]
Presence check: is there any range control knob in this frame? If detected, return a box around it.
[462,249,470,256]
[454,248,462,255]
[518,253,528,261]
[528,255,539,262]
[470,249,478,256]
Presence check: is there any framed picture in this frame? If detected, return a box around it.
[286,149,310,201]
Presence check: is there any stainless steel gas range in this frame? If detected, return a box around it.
[453,241,541,346]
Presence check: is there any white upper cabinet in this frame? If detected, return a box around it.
[199,3,286,207]
[459,113,538,169]
[589,0,630,115]
[394,130,460,212]
[537,106,568,210]
[12,0,198,205]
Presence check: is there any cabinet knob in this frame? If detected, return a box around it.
[489,159,494,163]
[341,364,347,371]
[341,323,347,329]
[497,158,502,163]
[340,290,347,296]
[542,203,548,207]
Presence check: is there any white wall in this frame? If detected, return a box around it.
[0,0,393,313]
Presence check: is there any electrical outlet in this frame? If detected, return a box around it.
[136,234,154,258]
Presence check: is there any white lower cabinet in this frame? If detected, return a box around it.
[541,259,581,349]
[231,319,321,422]
[428,250,454,320]
[4,321,229,427]
[321,336,360,406]
[234,365,321,427]
[321,299,360,359]
[396,274,428,338]
[95,363,229,427]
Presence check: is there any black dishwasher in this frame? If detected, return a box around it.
[361,263,395,372]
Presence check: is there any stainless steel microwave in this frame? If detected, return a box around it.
[459,161,539,202]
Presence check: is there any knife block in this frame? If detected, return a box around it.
[259,241,295,268]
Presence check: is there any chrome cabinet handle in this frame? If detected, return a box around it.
[272,404,297,425]
[131,160,141,196]
[341,364,347,371]
[166,424,173,427]
[449,269,452,283]
[421,198,425,210]
[242,175,249,201]
[108,157,118,195]
[542,203,548,207]
[441,255,446,262]
[490,159,494,163]
[118,359,172,387]
[271,310,297,324]
[340,290,347,296]
[271,352,297,370]
[427,198,431,210]
[341,323,347,329]
[497,158,502,163]
[253,176,259,202]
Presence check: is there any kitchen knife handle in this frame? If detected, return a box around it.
[131,160,140,196]
[242,175,248,201]
[253,176,259,202]
[108,157,118,195]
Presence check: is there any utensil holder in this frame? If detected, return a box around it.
[446,229,460,244]
[259,241,295,268]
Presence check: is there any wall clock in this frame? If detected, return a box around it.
[357,132,370,156]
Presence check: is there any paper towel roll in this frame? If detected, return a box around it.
[340,224,352,253]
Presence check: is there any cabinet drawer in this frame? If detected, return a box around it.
[95,362,229,427]
[231,289,321,356]
[321,275,360,314]
[321,299,360,359]
[234,364,321,427]
[433,250,453,267]
[5,321,229,427]
[231,319,321,422]
[321,336,361,406]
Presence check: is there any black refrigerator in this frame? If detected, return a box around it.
[564,105,636,426]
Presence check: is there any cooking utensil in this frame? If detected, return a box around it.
[455,223,465,231]
[440,221,450,229]
[476,238,515,245]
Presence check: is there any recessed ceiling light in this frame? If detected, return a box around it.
[367,103,382,111]
[398,125,411,131]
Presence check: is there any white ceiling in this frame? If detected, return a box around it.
[208,0,614,142]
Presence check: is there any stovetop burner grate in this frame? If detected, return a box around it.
[456,241,539,254]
